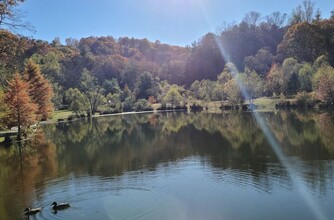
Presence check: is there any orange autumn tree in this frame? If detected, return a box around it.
[23,59,53,120]
[5,73,37,140]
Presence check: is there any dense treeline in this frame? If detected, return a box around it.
[1,0,334,127]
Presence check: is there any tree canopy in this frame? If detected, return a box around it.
[5,73,37,139]
[0,0,334,119]
[23,59,53,120]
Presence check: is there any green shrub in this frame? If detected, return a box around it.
[134,99,153,111]
[122,97,135,112]
[295,91,314,107]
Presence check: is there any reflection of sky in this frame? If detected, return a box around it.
[34,157,334,220]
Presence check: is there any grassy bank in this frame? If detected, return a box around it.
[189,97,279,111]
[50,110,74,122]
[49,97,309,122]
[250,97,278,110]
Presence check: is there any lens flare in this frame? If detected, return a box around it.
[198,3,328,220]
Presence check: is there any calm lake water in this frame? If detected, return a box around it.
[1,111,334,220]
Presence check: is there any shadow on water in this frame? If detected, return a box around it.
[0,110,334,219]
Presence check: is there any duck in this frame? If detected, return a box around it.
[51,201,70,210]
[24,207,42,215]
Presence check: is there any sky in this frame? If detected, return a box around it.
[18,0,334,46]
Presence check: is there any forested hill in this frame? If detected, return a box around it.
[1,7,334,110]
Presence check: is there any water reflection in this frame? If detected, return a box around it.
[0,111,334,219]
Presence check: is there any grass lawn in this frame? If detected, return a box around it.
[188,97,279,110]
[252,97,278,109]
[51,110,74,122]
[248,97,299,110]
[191,97,287,110]
[151,103,161,110]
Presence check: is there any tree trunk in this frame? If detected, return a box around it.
[17,120,21,141]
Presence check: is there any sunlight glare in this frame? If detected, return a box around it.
[215,38,329,220]
[196,3,330,219]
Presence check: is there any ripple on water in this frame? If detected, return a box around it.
[30,174,186,220]
[209,162,293,194]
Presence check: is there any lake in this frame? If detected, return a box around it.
[0,111,334,220]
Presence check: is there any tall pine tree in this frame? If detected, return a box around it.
[23,59,53,120]
[5,73,37,140]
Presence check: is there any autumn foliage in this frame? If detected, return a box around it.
[23,59,53,120]
[316,68,334,104]
[5,73,37,138]
[3,60,53,138]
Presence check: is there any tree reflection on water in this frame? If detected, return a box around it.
[0,111,334,219]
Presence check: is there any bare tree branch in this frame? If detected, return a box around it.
[0,0,34,32]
